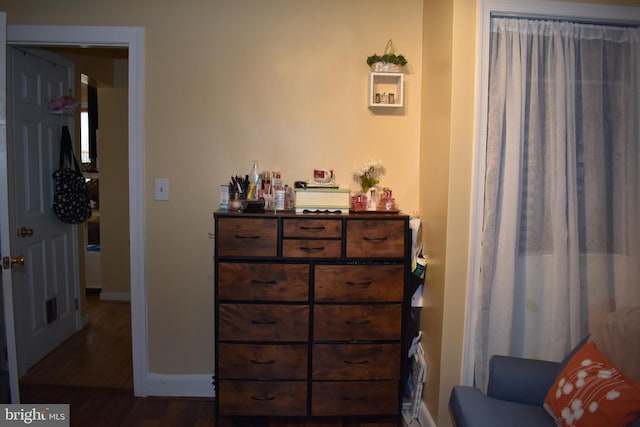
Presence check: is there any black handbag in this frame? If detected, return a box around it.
[52,126,92,224]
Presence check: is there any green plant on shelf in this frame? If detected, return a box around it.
[366,53,408,67]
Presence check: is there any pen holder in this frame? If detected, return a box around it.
[229,192,246,210]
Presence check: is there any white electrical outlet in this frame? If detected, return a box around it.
[154,178,169,201]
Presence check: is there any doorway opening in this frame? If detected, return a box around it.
[5,25,146,401]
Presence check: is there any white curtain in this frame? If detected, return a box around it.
[474,17,640,391]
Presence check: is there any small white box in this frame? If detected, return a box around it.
[220,185,229,208]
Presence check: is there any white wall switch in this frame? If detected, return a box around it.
[154,178,169,201]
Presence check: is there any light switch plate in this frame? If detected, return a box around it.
[154,178,169,201]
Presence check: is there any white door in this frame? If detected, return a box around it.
[6,46,80,375]
[0,10,22,404]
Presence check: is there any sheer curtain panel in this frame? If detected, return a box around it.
[474,17,640,391]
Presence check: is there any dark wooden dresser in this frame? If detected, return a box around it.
[213,211,412,420]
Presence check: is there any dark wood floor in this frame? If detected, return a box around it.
[18,293,400,426]
[18,293,220,426]
[21,383,399,427]
[20,292,133,388]
[21,385,217,427]
[21,384,398,427]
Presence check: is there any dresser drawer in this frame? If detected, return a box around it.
[219,304,309,341]
[311,381,399,416]
[219,380,307,416]
[218,263,309,301]
[217,218,277,257]
[312,344,401,380]
[283,218,342,238]
[314,264,403,302]
[314,304,401,341]
[282,239,342,258]
[346,220,405,258]
[218,343,308,380]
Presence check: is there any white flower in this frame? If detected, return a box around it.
[563,382,574,394]
[352,159,386,193]
[352,159,384,177]
[606,390,621,400]
[576,378,585,387]
[598,369,614,379]
[574,408,584,420]
[589,402,599,413]
[561,407,574,424]
[571,399,583,410]
[581,358,593,367]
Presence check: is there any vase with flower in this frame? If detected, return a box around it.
[352,159,386,211]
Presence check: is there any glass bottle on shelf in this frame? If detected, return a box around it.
[285,185,295,210]
[247,160,261,200]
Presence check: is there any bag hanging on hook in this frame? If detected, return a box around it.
[52,126,92,224]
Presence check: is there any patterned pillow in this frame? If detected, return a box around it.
[544,341,640,427]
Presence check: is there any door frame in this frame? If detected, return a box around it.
[6,25,147,397]
[0,11,22,404]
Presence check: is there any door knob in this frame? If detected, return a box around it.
[2,256,25,269]
[18,226,34,238]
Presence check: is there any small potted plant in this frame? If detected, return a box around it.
[367,39,408,73]
[352,159,386,211]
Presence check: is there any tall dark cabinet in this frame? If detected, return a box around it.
[213,211,413,421]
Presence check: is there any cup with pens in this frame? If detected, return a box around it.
[229,176,248,210]
[229,175,268,212]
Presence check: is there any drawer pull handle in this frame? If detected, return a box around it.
[250,280,278,285]
[251,320,277,325]
[299,246,325,253]
[343,396,367,401]
[300,226,326,231]
[346,280,373,288]
[344,360,369,365]
[346,320,370,325]
[251,396,276,402]
[235,234,261,239]
[363,236,388,242]
[250,359,276,365]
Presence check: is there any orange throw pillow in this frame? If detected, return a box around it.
[544,341,640,427]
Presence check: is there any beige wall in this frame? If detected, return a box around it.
[420,0,454,420]
[436,0,476,423]
[4,0,640,424]
[3,0,423,375]
[97,58,130,296]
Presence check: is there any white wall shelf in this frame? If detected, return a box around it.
[369,72,404,108]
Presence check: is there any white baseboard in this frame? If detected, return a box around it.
[145,373,215,398]
[418,401,436,427]
[402,401,436,427]
[100,292,131,301]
